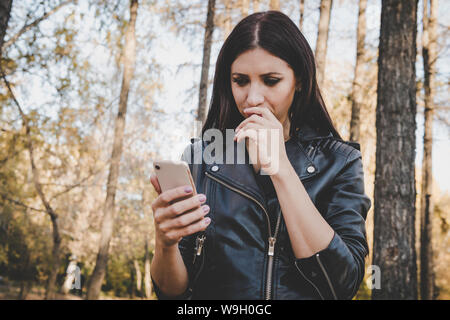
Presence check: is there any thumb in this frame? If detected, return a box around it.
[150,174,162,195]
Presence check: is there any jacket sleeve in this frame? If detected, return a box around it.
[294,149,371,300]
[151,143,196,300]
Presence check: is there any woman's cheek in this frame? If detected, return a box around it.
[233,94,247,117]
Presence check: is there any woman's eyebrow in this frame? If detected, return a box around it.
[231,72,283,76]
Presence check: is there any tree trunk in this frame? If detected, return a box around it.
[1,2,62,298]
[6,93,62,302]
[86,0,138,300]
[44,213,62,300]
[299,0,305,32]
[18,281,32,300]
[130,261,135,299]
[21,112,62,300]
[0,0,12,55]
[349,0,367,142]
[133,259,142,297]
[18,252,31,300]
[143,236,152,299]
[315,0,333,89]
[269,0,280,10]
[420,0,438,301]
[372,0,418,300]
[197,0,216,124]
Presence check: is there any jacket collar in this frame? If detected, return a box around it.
[202,124,327,205]
[296,122,333,142]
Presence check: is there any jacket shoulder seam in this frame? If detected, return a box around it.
[319,138,361,160]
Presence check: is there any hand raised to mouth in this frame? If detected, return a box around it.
[234,106,288,176]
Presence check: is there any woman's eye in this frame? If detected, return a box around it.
[264,78,280,86]
[232,78,248,86]
[232,78,280,87]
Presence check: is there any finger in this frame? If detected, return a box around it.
[235,123,262,141]
[177,216,211,238]
[243,106,277,122]
[235,126,259,143]
[235,129,258,144]
[236,114,266,133]
[150,174,162,194]
[153,184,195,209]
[257,130,272,166]
[162,193,206,220]
[242,126,272,162]
[160,204,210,230]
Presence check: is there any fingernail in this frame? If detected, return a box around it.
[184,186,193,193]
[198,194,206,202]
[204,217,211,225]
[202,205,210,213]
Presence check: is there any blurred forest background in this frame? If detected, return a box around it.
[0,0,448,300]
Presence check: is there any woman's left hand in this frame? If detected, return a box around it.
[234,106,288,175]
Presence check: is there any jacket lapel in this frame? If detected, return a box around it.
[203,123,331,202]
[204,137,266,206]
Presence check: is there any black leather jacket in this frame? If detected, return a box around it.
[153,124,371,300]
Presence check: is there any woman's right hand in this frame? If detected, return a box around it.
[150,174,211,249]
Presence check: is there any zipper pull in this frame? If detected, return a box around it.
[268,237,276,256]
[196,235,205,256]
[307,145,314,157]
[193,235,205,265]
[193,234,206,262]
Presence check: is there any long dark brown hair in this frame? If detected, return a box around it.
[202,10,342,140]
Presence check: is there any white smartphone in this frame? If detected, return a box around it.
[153,160,197,197]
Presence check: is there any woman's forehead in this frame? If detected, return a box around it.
[231,49,292,74]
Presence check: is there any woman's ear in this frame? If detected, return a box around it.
[295,79,302,92]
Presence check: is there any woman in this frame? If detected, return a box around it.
[150,11,371,300]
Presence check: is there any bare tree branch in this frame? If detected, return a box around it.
[49,167,104,201]
[1,59,62,299]
[0,192,48,213]
[2,0,74,50]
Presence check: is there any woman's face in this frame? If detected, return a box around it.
[230,48,299,125]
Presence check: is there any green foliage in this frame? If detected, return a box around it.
[0,206,41,284]
[102,254,134,298]
[354,277,372,300]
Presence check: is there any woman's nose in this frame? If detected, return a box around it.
[246,84,264,107]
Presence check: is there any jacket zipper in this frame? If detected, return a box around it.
[190,234,206,294]
[205,171,272,237]
[205,171,281,300]
[192,234,206,265]
[316,253,338,300]
[265,209,282,300]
